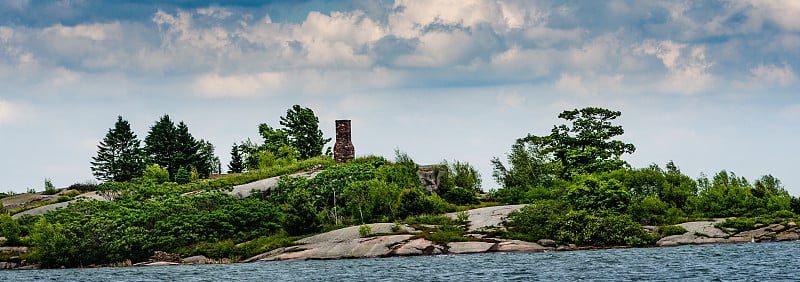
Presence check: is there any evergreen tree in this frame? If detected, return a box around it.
[174,121,200,175]
[195,139,219,177]
[228,143,245,173]
[144,115,179,178]
[279,105,331,159]
[91,116,145,182]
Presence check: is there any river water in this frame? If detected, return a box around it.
[2,241,797,281]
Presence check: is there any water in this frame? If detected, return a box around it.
[2,242,797,281]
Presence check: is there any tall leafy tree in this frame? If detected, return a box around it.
[279,105,331,159]
[228,143,245,173]
[545,107,635,179]
[91,116,145,182]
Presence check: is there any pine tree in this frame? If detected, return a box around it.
[144,115,179,178]
[228,143,245,173]
[174,121,200,175]
[91,116,145,182]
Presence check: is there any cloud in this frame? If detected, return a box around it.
[192,72,286,98]
[637,40,714,94]
[750,64,797,86]
[41,22,122,41]
[496,91,525,109]
[0,99,28,125]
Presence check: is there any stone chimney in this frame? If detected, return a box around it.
[334,120,355,163]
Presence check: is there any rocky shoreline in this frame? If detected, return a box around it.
[2,205,799,270]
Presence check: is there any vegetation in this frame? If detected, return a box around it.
[494,107,799,247]
[91,116,146,182]
[3,105,800,269]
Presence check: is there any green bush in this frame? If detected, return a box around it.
[658,225,688,237]
[443,186,479,206]
[358,224,372,237]
[0,214,21,246]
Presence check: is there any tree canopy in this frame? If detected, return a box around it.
[91,116,145,182]
[279,105,331,159]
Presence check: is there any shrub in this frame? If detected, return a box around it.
[443,186,479,206]
[358,224,373,237]
[659,225,688,237]
[43,178,58,195]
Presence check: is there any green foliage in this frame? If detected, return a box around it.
[565,176,630,213]
[42,178,58,195]
[443,186,479,206]
[455,211,470,228]
[68,181,98,192]
[358,224,372,237]
[394,188,431,219]
[506,201,654,247]
[141,164,170,184]
[29,218,74,267]
[26,192,282,267]
[281,188,322,236]
[91,116,146,182]
[174,167,191,184]
[491,136,560,197]
[546,107,636,179]
[439,160,481,205]
[144,116,216,180]
[280,105,331,160]
[658,225,688,237]
[228,143,245,173]
[0,214,21,246]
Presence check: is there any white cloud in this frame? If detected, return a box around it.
[41,22,122,41]
[751,64,797,86]
[637,40,714,94]
[0,99,28,125]
[192,72,286,98]
[741,0,800,31]
[196,6,233,20]
[496,91,526,109]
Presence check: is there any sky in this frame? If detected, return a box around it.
[0,0,798,195]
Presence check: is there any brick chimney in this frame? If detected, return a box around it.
[334,120,354,163]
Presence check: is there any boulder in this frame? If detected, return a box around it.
[537,239,557,248]
[0,262,18,269]
[140,261,180,267]
[263,235,414,261]
[392,238,442,256]
[182,255,211,264]
[492,240,551,252]
[444,205,525,232]
[775,231,799,241]
[656,233,729,246]
[297,223,414,245]
[676,220,729,238]
[446,241,495,254]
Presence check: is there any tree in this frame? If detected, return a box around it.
[144,115,178,178]
[144,116,216,179]
[195,139,219,177]
[227,143,245,173]
[545,107,635,179]
[91,116,145,182]
[279,105,331,159]
[492,135,561,189]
